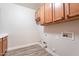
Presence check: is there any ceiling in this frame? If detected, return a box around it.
[16,3,43,10]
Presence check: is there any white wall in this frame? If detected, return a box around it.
[1,3,79,56]
[38,20,79,56]
[0,3,41,50]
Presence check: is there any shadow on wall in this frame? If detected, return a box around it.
[44,20,79,33]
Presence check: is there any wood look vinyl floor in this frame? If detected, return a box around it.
[5,44,52,56]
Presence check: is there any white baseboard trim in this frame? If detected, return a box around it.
[38,42,59,56]
[8,42,39,51]
[45,48,59,56]
[8,41,59,56]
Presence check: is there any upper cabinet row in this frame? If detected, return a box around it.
[35,3,79,25]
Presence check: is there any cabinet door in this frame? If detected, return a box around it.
[53,3,65,22]
[35,9,40,22]
[35,11,38,21]
[3,37,7,55]
[0,39,2,56]
[44,3,53,23]
[40,4,45,25]
[67,3,79,18]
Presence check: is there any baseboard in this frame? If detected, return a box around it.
[8,42,39,51]
[8,41,59,56]
[38,42,59,56]
[45,48,59,56]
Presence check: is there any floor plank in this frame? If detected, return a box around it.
[5,44,52,56]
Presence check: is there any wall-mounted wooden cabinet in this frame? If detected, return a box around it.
[35,4,53,25]
[44,3,53,24]
[39,4,45,25]
[0,36,8,56]
[35,3,79,25]
[53,3,65,22]
[35,4,45,25]
[35,8,40,23]
[66,3,79,18]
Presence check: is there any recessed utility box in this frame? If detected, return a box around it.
[60,32,75,40]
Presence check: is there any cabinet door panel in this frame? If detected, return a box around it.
[44,3,53,23]
[67,3,79,18]
[35,9,40,22]
[40,4,45,24]
[53,3,65,21]
[0,39,2,56]
[3,37,7,54]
